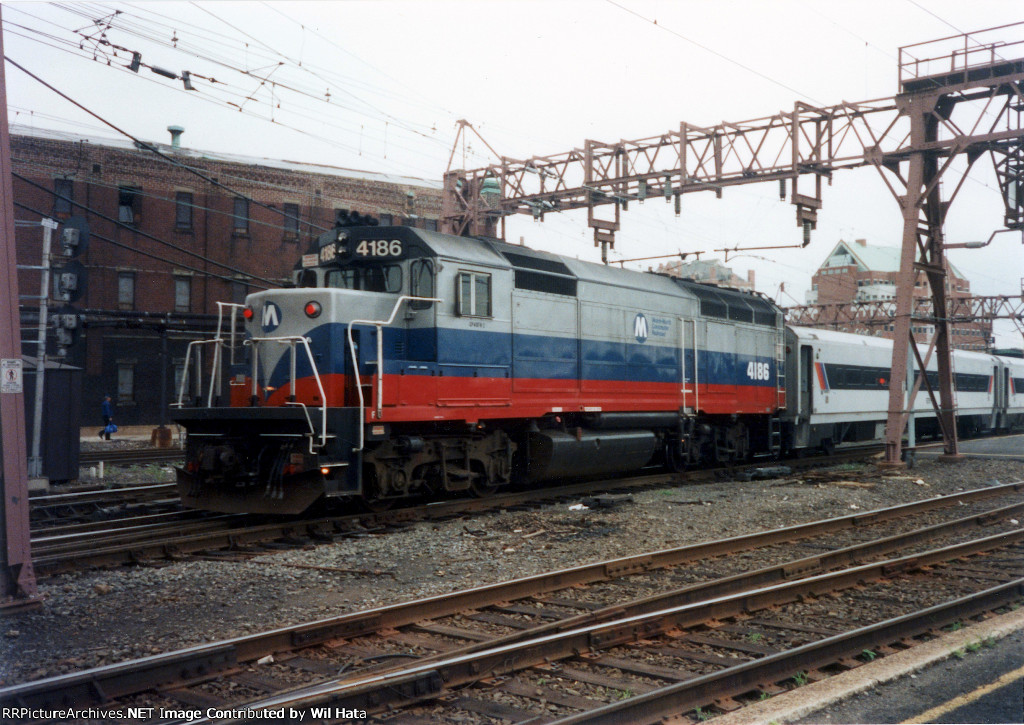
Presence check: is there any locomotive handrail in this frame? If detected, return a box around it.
[172,302,247,409]
[243,335,329,450]
[174,339,210,408]
[207,302,247,407]
[347,294,442,452]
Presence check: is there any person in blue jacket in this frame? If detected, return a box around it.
[100,394,114,440]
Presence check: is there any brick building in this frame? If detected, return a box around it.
[804,238,991,350]
[654,258,756,292]
[12,125,443,425]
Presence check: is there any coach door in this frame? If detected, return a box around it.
[800,345,814,419]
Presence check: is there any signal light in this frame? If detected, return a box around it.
[320,467,330,475]
[304,301,322,318]
[242,307,254,320]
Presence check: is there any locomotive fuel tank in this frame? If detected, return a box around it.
[526,429,658,481]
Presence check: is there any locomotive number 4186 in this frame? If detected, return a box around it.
[356,240,403,257]
[746,361,771,381]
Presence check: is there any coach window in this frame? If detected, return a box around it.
[457,271,491,317]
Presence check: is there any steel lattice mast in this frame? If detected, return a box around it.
[441,23,1024,467]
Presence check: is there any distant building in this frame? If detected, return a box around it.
[655,258,755,292]
[13,125,443,425]
[804,238,991,350]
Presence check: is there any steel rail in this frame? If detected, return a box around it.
[80,448,183,466]
[29,483,178,506]
[2,483,1019,710]
[32,510,201,538]
[355,500,1024,672]
[546,579,1024,725]
[19,446,908,574]
[214,529,1023,718]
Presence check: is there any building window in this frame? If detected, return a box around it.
[174,276,191,313]
[118,272,135,309]
[117,363,135,403]
[231,281,249,305]
[175,192,193,230]
[283,203,300,239]
[457,271,491,317]
[233,197,249,233]
[118,186,142,225]
[53,178,73,217]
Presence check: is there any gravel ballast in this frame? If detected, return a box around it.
[2,455,1023,688]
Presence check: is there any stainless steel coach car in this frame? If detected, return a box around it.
[172,225,787,513]
[781,326,1024,453]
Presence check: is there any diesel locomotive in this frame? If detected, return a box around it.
[170,224,1024,514]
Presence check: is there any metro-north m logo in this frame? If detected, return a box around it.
[634,313,648,343]
[261,302,282,332]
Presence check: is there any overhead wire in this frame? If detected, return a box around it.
[13,171,281,286]
[4,53,343,236]
[13,198,273,290]
[2,5,485,176]
[603,0,825,106]
[11,151,433,229]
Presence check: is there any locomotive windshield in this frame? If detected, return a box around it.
[326,264,402,293]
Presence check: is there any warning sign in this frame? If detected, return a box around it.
[1,358,23,394]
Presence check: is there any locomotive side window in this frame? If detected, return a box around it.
[410,260,434,309]
[457,271,491,317]
[326,264,402,293]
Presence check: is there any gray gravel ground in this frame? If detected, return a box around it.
[2,455,1023,688]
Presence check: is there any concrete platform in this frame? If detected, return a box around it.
[712,607,1024,725]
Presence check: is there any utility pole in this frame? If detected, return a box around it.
[0,7,41,608]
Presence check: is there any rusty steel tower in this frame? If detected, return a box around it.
[441,23,1024,467]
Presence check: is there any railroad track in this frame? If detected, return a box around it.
[4,481,1022,721]
[79,447,183,467]
[29,447,884,576]
[29,483,180,529]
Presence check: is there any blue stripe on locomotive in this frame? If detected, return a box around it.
[266,322,776,395]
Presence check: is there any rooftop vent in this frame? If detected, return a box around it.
[167,125,185,149]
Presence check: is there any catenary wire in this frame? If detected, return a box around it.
[14,198,274,290]
[13,171,281,287]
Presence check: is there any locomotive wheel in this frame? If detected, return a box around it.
[468,461,499,497]
[359,469,395,512]
[665,439,690,473]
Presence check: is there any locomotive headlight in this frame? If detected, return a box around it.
[304,301,322,318]
[242,306,254,321]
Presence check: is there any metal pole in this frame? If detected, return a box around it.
[906,344,916,465]
[28,219,56,479]
[159,327,168,425]
[0,7,40,606]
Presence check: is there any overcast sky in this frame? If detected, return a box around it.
[4,1,1023,344]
